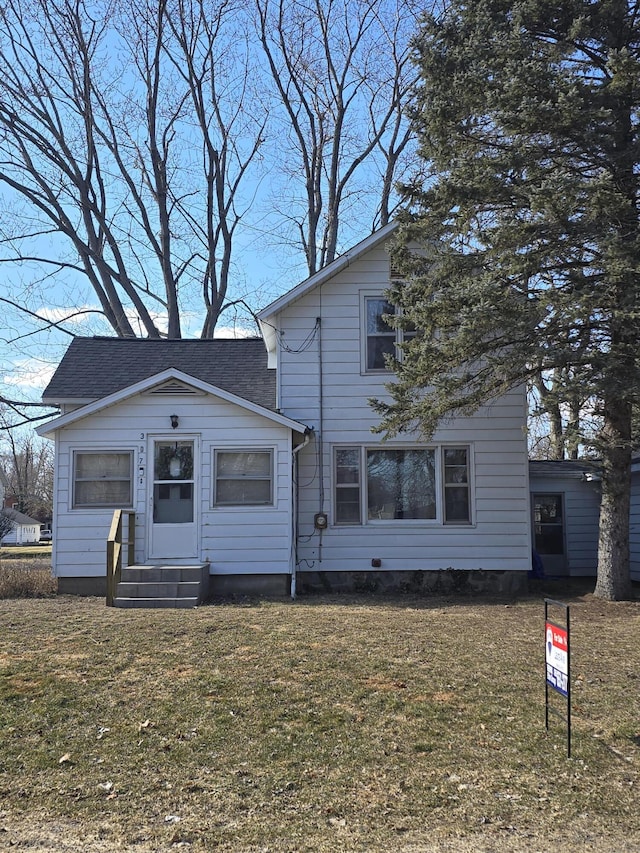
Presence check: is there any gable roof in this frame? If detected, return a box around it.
[256,222,398,359]
[1,508,41,527]
[42,337,275,410]
[37,367,309,439]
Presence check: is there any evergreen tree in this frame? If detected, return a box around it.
[376,0,640,599]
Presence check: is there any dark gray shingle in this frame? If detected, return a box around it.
[43,337,276,410]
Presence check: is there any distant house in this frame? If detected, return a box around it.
[37,223,533,600]
[0,508,42,545]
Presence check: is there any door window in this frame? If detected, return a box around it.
[153,441,194,523]
[533,493,564,555]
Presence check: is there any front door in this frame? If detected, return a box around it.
[532,493,567,576]
[149,437,198,560]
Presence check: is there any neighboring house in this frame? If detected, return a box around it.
[529,460,601,578]
[0,508,42,545]
[37,223,532,597]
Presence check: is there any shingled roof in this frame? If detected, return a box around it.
[42,337,276,411]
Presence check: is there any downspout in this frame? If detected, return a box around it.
[317,315,325,563]
[291,428,312,599]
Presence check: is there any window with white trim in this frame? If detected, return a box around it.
[443,447,471,523]
[362,294,416,372]
[73,451,133,508]
[213,449,274,506]
[333,446,471,525]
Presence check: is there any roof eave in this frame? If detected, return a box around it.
[257,221,398,323]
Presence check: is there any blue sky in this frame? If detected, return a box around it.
[0,222,311,416]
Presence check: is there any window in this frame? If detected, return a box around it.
[443,448,471,523]
[333,446,471,525]
[533,493,564,555]
[367,449,436,520]
[363,295,416,372]
[214,449,273,506]
[73,451,133,508]
[335,447,362,524]
[365,297,396,371]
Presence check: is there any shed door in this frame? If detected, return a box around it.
[149,438,198,560]
[532,493,567,576]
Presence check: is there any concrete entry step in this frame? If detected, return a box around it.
[121,564,206,584]
[113,596,200,609]
[113,563,209,609]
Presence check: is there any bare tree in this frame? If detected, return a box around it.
[0,0,266,338]
[256,0,421,275]
[0,421,54,521]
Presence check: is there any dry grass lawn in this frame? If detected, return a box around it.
[0,585,638,852]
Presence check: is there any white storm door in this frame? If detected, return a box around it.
[149,438,198,560]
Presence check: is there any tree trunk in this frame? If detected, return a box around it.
[594,400,634,600]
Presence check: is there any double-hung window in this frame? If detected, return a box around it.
[363,294,416,372]
[333,446,471,525]
[442,448,471,523]
[73,451,133,508]
[214,449,274,507]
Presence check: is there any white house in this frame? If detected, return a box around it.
[38,224,532,601]
[0,508,42,545]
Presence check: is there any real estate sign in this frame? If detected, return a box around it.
[545,620,569,697]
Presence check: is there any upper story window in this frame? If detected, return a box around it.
[73,451,133,508]
[362,294,416,373]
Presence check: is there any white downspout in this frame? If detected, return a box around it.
[291,428,312,599]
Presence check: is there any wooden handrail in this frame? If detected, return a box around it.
[106,509,136,606]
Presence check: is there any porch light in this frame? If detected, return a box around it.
[170,414,179,429]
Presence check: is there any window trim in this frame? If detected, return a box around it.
[442,445,472,525]
[212,447,275,508]
[333,444,473,526]
[72,449,134,510]
[360,291,415,374]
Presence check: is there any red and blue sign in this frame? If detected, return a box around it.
[546,621,569,697]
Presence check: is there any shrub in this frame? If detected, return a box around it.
[0,559,57,598]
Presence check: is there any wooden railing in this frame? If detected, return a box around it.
[106,509,136,606]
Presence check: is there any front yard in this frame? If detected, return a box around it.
[0,589,638,851]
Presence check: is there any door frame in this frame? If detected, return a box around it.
[147,433,200,562]
[532,491,568,576]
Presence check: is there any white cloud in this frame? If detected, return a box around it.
[36,305,101,327]
[214,325,257,339]
[2,359,57,391]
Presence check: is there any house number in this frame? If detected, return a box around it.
[139,443,145,485]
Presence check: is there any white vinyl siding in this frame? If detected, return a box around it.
[271,239,531,574]
[51,392,295,579]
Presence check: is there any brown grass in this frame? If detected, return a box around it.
[0,557,56,598]
[0,585,638,852]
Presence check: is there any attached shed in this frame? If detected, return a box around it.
[0,509,42,545]
[628,456,640,583]
[529,460,601,578]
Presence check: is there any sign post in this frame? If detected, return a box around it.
[544,599,571,757]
